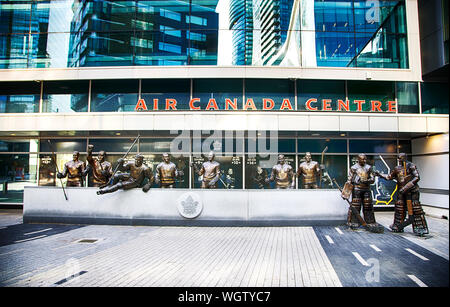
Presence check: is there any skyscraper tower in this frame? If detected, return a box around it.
[229,0,253,65]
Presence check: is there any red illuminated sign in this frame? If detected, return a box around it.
[135,98,397,112]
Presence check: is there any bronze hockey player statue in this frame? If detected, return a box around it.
[85,145,112,187]
[375,153,428,236]
[191,151,220,189]
[57,151,86,187]
[297,152,322,189]
[155,153,183,188]
[97,154,153,194]
[343,154,378,229]
[267,154,295,189]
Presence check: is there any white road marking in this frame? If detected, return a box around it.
[24,228,52,236]
[407,274,427,287]
[14,235,47,243]
[0,248,25,256]
[405,248,429,261]
[335,227,343,235]
[352,252,369,266]
[325,235,334,244]
[370,244,381,252]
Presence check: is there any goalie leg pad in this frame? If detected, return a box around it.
[411,192,429,235]
[362,191,376,225]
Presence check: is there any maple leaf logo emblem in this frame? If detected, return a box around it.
[181,195,199,215]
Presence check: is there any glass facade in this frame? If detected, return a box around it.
[421,82,449,114]
[1,78,425,113]
[0,0,409,68]
[0,133,411,206]
[0,81,40,113]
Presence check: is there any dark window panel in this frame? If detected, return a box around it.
[297,79,346,111]
[91,79,139,112]
[349,140,397,154]
[245,79,295,110]
[298,139,347,153]
[40,139,87,153]
[42,80,89,113]
[88,138,138,153]
[421,82,449,114]
[141,78,190,110]
[193,79,242,110]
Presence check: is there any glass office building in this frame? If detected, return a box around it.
[0,0,448,208]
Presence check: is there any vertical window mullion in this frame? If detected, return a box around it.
[88,80,92,112]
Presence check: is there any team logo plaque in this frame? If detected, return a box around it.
[177,192,203,219]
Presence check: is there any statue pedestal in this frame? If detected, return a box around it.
[23,187,348,226]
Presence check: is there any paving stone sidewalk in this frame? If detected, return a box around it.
[0,210,448,287]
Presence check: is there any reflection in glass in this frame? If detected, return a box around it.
[0,140,33,152]
[245,79,295,110]
[0,154,38,203]
[421,82,449,114]
[140,138,190,153]
[298,139,347,153]
[141,79,190,110]
[347,80,395,112]
[193,79,242,110]
[297,80,346,111]
[0,0,410,69]
[88,138,137,153]
[349,140,397,154]
[396,82,419,114]
[42,80,89,113]
[0,34,29,68]
[188,30,218,64]
[40,139,87,153]
[91,79,138,112]
[0,81,40,113]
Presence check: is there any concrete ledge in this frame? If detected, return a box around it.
[23,187,348,226]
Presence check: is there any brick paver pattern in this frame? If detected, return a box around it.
[6,227,342,287]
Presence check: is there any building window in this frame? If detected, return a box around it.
[421,82,449,114]
[42,80,89,113]
[90,79,139,112]
[0,81,40,113]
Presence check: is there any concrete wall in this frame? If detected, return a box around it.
[412,133,449,209]
[1,112,448,134]
[23,187,349,226]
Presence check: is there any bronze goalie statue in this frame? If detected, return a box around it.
[375,153,429,236]
[342,154,380,230]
